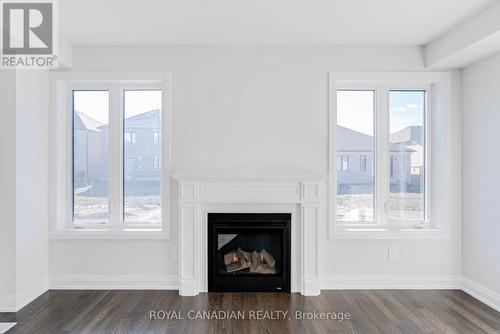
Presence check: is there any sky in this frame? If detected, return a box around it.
[73,89,422,133]
[389,91,425,133]
[73,90,162,125]
[337,90,425,135]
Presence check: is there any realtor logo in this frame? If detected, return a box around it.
[1,0,57,68]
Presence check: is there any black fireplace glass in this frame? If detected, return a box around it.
[216,231,283,276]
[208,213,291,292]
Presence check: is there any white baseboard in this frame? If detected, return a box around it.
[0,294,16,313]
[0,278,48,312]
[49,275,179,290]
[50,274,464,291]
[320,275,462,290]
[16,277,49,312]
[461,276,500,312]
[0,323,17,334]
[4,274,498,315]
[320,275,500,313]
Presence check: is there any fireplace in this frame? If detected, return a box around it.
[208,213,291,292]
[176,176,321,296]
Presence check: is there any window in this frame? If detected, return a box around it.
[389,90,426,222]
[336,90,375,223]
[72,88,163,226]
[123,90,162,223]
[153,131,160,144]
[51,71,170,238]
[73,91,109,223]
[360,155,367,172]
[68,84,167,230]
[336,88,426,225]
[153,155,161,169]
[124,131,136,144]
[336,155,349,171]
[328,71,451,239]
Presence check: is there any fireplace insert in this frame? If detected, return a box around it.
[208,213,291,292]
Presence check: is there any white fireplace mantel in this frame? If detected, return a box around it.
[173,173,325,296]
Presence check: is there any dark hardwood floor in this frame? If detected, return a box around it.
[1,290,499,333]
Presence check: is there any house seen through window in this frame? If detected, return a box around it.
[72,89,162,224]
[335,89,426,224]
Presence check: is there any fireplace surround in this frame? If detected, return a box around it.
[174,174,323,296]
[208,213,291,292]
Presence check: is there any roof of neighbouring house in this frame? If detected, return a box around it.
[124,109,160,127]
[337,126,416,152]
[74,111,104,132]
[336,126,374,152]
[98,109,160,130]
[390,125,423,145]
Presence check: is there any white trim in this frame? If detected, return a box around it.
[328,71,452,240]
[173,175,324,296]
[16,278,49,312]
[49,71,172,239]
[320,275,461,290]
[327,72,337,240]
[0,323,17,333]
[0,294,16,313]
[319,275,499,312]
[462,276,500,313]
[3,276,497,314]
[0,279,48,312]
[49,275,179,290]
[109,85,123,227]
[49,229,169,240]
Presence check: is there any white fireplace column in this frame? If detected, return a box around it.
[174,175,324,296]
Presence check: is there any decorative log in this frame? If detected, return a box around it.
[224,248,276,274]
[224,251,238,266]
[250,251,261,273]
[240,249,251,263]
[254,264,276,274]
[226,248,251,273]
[226,261,250,273]
[260,249,275,268]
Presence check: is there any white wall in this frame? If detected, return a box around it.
[0,70,49,311]
[15,71,50,307]
[50,45,461,284]
[0,70,17,310]
[462,51,500,294]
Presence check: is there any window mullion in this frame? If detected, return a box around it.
[108,86,123,226]
[66,85,75,228]
[425,87,431,225]
[376,85,389,226]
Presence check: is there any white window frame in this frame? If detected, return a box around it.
[49,71,171,239]
[328,71,452,240]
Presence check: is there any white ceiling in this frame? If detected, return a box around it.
[60,0,497,46]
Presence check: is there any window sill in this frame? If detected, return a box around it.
[49,227,169,240]
[332,225,450,240]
